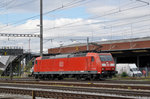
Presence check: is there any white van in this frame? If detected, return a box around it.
[116,63,142,77]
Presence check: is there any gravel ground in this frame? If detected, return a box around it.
[0,94,31,99]
[0,93,54,99]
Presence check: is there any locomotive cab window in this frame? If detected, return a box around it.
[99,55,112,61]
[91,56,95,62]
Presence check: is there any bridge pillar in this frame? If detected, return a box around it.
[10,62,13,80]
[18,58,21,76]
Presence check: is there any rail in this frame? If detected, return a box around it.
[0,87,135,99]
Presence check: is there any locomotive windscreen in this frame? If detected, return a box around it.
[99,55,113,61]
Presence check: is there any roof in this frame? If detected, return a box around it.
[52,36,150,49]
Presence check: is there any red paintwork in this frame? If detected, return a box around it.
[34,53,115,74]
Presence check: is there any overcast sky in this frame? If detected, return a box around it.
[0,0,150,53]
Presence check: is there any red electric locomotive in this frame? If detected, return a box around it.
[33,52,116,80]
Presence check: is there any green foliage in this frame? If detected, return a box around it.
[121,72,128,77]
[24,61,33,73]
[113,74,117,77]
[0,70,3,75]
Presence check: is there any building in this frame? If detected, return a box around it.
[48,37,150,69]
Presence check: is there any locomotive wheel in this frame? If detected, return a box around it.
[80,75,87,80]
[35,75,39,79]
[58,75,63,80]
[89,75,95,81]
[58,77,63,80]
[76,75,81,80]
[48,76,52,80]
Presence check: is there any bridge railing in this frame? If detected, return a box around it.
[0,46,23,49]
[0,46,23,55]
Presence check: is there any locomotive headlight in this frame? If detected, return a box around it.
[110,64,115,66]
[112,68,114,70]
[102,68,105,70]
[102,64,106,66]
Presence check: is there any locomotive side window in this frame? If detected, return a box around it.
[99,55,112,61]
[91,56,94,62]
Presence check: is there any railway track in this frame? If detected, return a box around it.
[0,79,150,90]
[0,87,135,99]
[0,81,150,99]
[0,78,150,98]
[0,82,150,97]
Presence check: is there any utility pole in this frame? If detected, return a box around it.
[40,0,43,56]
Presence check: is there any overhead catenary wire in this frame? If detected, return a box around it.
[7,0,36,9]
[38,0,150,47]
[0,0,146,33]
[52,13,150,29]
[0,0,93,32]
[0,0,36,10]
[31,2,149,33]
[0,0,131,33]
[0,0,150,47]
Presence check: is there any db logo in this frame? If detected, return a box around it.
[59,61,64,67]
